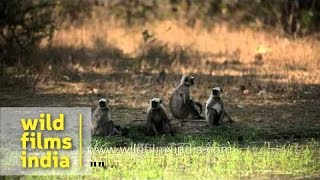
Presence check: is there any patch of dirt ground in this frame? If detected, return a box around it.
[1,68,319,141]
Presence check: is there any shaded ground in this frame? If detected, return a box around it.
[1,60,320,180]
[1,62,319,147]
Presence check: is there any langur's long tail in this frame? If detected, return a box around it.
[193,101,203,114]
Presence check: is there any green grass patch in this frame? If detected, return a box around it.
[2,127,320,179]
[89,141,320,179]
[11,140,319,179]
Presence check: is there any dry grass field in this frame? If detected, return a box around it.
[3,19,319,132]
[1,19,320,179]
[2,19,320,134]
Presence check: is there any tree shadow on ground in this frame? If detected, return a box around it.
[1,69,319,148]
[1,36,319,148]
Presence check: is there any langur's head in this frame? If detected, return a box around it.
[212,87,223,97]
[181,75,194,87]
[150,98,163,109]
[98,98,109,109]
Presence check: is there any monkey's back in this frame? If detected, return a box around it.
[170,85,190,119]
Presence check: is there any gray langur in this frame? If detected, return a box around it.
[205,87,233,127]
[145,98,174,136]
[92,98,121,136]
[170,75,204,120]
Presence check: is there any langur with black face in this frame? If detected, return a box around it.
[170,75,204,122]
[145,98,174,136]
[205,87,233,127]
[92,98,121,136]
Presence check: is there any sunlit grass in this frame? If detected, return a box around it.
[18,141,319,179]
[37,18,320,99]
[88,141,320,179]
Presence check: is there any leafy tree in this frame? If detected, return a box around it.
[0,0,57,66]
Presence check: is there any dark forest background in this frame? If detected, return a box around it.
[1,0,320,70]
